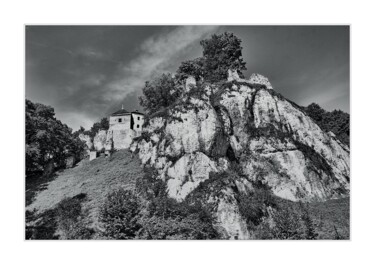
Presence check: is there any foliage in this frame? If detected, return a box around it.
[305,103,350,146]
[55,193,94,239]
[238,185,277,230]
[25,99,85,175]
[299,202,318,239]
[26,193,93,240]
[86,117,109,139]
[99,169,219,239]
[26,209,58,240]
[176,32,247,84]
[140,32,248,114]
[99,189,142,239]
[200,32,247,83]
[176,57,205,82]
[139,73,182,114]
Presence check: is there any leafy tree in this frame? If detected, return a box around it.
[87,117,109,139]
[25,99,85,175]
[305,103,350,146]
[176,57,205,82]
[139,73,181,114]
[176,32,247,84]
[140,32,247,114]
[200,32,247,82]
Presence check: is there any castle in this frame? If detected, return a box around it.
[79,106,144,160]
[108,107,144,150]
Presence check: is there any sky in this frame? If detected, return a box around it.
[26,25,349,130]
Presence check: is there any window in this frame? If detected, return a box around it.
[118,118,122,122]
[137,117,140,120]
[137,125,140,128]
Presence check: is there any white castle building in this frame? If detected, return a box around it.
[79,106,145,160]
[107,107,144,150]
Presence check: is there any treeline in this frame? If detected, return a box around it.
[26,99,85,176]
[304,103,350,146]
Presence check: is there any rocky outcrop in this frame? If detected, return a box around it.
[93,130,107,151]
[248,73,273,89]
[130,74,350,239]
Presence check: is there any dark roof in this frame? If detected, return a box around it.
[111,109,130,116]
[132,111,144,115]
[110,109,144,117]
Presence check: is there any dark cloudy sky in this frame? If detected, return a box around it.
[26,25,349,130]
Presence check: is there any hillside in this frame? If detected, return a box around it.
[26,150,144,239]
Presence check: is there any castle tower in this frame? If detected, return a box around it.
[108,107,145,150]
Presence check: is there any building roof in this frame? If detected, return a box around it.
[132,111,144,115]
[110,109,144,117]
[111,109,131,116]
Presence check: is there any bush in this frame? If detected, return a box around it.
[26,193,93,240]
[99,189,142,239]
[139,73,181,114]
[238,185,277,230]
[269,207,304,240]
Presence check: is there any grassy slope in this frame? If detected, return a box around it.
[26,150,145,229]
[309,197,350,239]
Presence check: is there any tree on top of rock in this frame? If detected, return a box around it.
[139,73,180,114]
[176,32,247,83]
[200,32,247,83]
[141,32,247,114]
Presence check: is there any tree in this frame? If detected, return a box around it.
[25,99,85,176]
[305,103,350,146]
[175,32,247,84]
[139,73,181,114]
[87,117,109,138]
[200,32,247,82]
[176,57,205,83]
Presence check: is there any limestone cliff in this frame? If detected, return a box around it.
[130,72,349,239]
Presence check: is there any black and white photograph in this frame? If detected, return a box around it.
[25,25,350,240]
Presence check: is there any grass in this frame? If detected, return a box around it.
[26,149,145,237]
[271,196,350,239]
[308,197,350,239]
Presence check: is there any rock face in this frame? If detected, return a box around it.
[249,73,273,89]
[93,130,107,151]
[79,134,93,154]
[130,75,350,239]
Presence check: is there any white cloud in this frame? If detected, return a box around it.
[104,26,219,102]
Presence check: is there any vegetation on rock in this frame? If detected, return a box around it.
[305,103,349,146]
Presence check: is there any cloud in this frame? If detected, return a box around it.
[105,26,219,103]
[52,26,219,130]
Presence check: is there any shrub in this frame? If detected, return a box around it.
[26,193,93,240]
[238,185,277,230]
[55,193,93,239]
[139,73,181,114]
[99,189,142,239]
[270,207,304,240]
